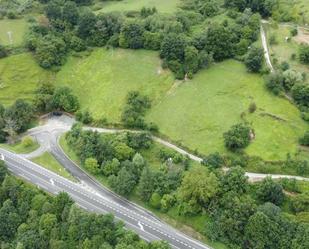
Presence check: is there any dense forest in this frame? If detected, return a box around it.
[0,161,171,249]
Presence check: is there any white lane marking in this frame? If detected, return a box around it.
[138,221,144,231]
[50,178,54,185]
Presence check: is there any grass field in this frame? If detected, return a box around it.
[0,139,39,154]
[32,152,75,181]
[265,23,309,83]
[0,53,53,106]
[56,48,174,123]
[0,18,28,46]
[146,60,309,161]
[94,0,180,14]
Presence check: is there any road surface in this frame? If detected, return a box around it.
[1,147,212,249]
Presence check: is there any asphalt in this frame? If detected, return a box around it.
[1,148,212,249]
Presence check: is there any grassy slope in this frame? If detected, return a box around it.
[94,0,181,14]
[0,53,53,106]
[56,48,174,123]
[31,152,75,181]
[0,140,39,154]
[265,23,309,83]
[0,18,28,46]
[146,60,309,161]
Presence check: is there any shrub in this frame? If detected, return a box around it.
[245,46,264,73]
[22,136,35,147]
[299,131,309,146]
[257,177,284,206]
[0,45,7,58]
[202,152,224,169]
[149,192,161,209]
[223,123,252,151]
[290,28,298,37]
[265,72,284,95]
[76,110,93,124]
[248,102,257,113]
[299,44,309,64]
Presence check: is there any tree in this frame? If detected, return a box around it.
[63,1,79,25]
[39,213,57,237]
[299,44,309,64]
[178,167,219,213]
[160,33,187,62]
[84,158,100,174]
[245,211,281,249]
[198,0,219,17]
[223,123,251,151]
[52,87,79,112]
[257,177,284,205]
[35,34,67,68]
[221,166,248,194]
[282,69,303,90]
[265,72,284,95]
[149,192,161,209]
[78,10,96,40]
[202,152,224,169]
[132,153,146,175]
[0,199,21,240]
[291,192,309,213]
[108,168,136,196]
[114,143,135,161]
[184,46,199,75]
[292,84,309,108]
[102,158,121,176]
[119,20,145,49]
[137,167,157,201]
[0,161,7,184]
[299,131,309,146]
[4,99,34,134]
[245,46,264,72]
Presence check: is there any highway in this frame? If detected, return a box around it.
[0,147,212,249]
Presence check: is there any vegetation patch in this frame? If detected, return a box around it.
[0,18,28,46]
[94,0,181,14]
[146,60,309,161]
[31,152,75,181]
[0,136,39,154]
[0,53,53,106]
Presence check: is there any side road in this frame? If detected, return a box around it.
[25,114,309,182]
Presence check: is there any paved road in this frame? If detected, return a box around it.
[1,147,212,249]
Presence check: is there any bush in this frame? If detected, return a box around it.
[22,136,35,147]
[75,110,93,124]
[149,192,161,209]
[265,72,284,95]
[290,28,298,37]
[299,44,309,64]
[257,177,284,206]
[299,131,309,146]
[223,123,252,151]
[0,45,7,58]
[245,46,264,73]
[248,102,257,113]
[202,152,224,169]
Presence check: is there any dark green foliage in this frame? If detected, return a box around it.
[160,34,187,62]
[108,168,136,196]
[221,166,248,194]
[143,31,162,50]
[126,132,153,150]
[265,72,284,95]
[35,34,67,68]
[223,123,251,151]
[292,83,309,109]
[119,20,145,49]
[52,87,79,113]
[245,46,264,72]
[121,91,151,129]
[0,161,7,184]
[299,44,309,64]
[4,99,34,134]
[299,131,309,146]
[257,177,284,205]
[0,44,7,58]
[76,109,93,124]
[202,152,224,169]
[0,171,169,249]
[140,7,157,18]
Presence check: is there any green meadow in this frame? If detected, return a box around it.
[146,60,309,161]
[94,0,181,14]
[56,48,174,123]
[0,18,28,46]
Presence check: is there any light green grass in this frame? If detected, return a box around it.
[94,0,180,14]
[146,60,309,161]
[56,48,174,123]
[265,23,309,83]
[32,152,75,181]
[0,140,39,154]
[0,18,28,46]
[0,53,53,106]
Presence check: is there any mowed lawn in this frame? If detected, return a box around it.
[0,18,28,46]
[0,53,53,106]
[95,0,180,13]
[56,48,174,123]
[146,60,309,161]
